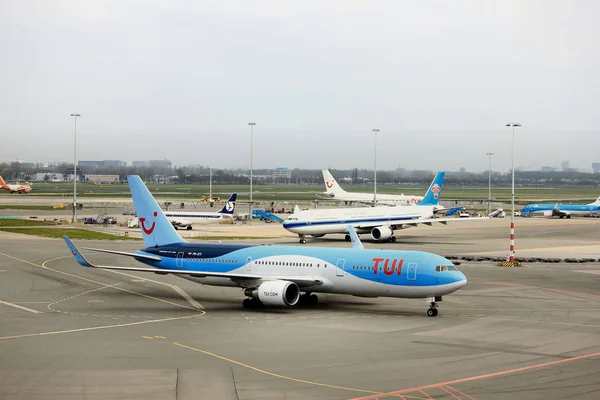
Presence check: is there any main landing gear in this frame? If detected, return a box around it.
[298,293,318,306]
[345,234,351,241]
[298,234,306,244]
[426,296,441,317]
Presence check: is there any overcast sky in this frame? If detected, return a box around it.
[1,1,598,172]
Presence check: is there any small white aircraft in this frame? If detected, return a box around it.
[0,176,31,194]
[321,169,422,205]
[165,194,237,229]
[286,172,487,243]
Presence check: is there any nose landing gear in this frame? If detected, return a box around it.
[426,296,441,317]
[298,234,306,244]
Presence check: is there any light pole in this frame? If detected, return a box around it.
[486,152,494,215]
[372,128,379,204]
[248,122,256,221]
[70,113,81,223]
[506,123,521,264]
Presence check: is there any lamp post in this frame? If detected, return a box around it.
[486,152,494,215]
[248,122,256,221]
[70,113,81,223]
[372,128,379,205]
[506,123,521,264]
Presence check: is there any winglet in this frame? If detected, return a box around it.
[347,225,364,249]
[63,236,96,267]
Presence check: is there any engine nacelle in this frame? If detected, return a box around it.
[371,226,393,241]
[248,280,300,306]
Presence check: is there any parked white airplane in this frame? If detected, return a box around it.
[322,170,422,205]
[286,172,486,243]
[162,194,237,229]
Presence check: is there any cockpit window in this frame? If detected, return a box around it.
[435,265,457,272]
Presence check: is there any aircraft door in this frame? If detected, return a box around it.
[246,256,252,271]
[407,262,417,280]
[335,259,346,277]
[176,252,184,268]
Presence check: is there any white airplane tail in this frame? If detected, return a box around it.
[321,170,347,198]
[590,196,600,206]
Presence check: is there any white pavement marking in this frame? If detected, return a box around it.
[105,269,205,310]
[0,300,42,314]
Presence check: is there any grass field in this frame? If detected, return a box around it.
[0,227,139,240]
[0,205,57,210]
[0,219,57,227]
[1,182,598,202]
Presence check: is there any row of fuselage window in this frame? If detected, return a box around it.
[180,258,324,268]
[254,260,325,268]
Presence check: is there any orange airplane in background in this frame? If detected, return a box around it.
[0,176,31,194]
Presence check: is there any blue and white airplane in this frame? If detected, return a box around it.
[285,172,485,243]
[165,193,237,230]
[521,196,600,218]
[63,175,467,316]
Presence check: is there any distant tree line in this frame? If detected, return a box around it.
[1,161,599,186]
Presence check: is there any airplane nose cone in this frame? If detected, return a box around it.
[455,272,467,288]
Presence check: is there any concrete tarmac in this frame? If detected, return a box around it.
[1,221,600,399]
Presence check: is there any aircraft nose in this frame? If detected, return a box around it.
[455,271,467,287]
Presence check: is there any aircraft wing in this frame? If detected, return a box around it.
[551,207,570,218]
[64,237,323,287]
[355,217,488,231]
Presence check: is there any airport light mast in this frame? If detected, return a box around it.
[248,122,256,221]
[506,123,521,266]
[70,113,81,223]
[372,128,379,205]
[486,152,494,216]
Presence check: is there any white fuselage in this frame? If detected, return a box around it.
[164,211,233,228]
[326,191,422,205]
[284,205,434,235]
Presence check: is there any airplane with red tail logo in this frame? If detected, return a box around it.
[0,176,31,194]
[321,169,423,205]
[63,176,467,317]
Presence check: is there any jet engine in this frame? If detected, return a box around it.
[245,280,300,306]
[371,226,393,241]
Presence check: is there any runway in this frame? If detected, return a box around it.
[0,221,599,399]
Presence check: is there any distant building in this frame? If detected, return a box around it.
[561,160,570,171]
[593,162,600,174]
[79,160,126,168]
[272,167,292,179]
[540,166,555,172]
[133,159,172,169]
[32,172,64,182]
[84,174,120,184]
[149,159,172,168]
[459,167,466,173]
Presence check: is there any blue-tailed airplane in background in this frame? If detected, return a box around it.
[520,196,600,218]
[64,175,466,317]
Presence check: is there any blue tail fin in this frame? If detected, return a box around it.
[418,172,445,206]
[128,175,185,247]
[217,193,237,215]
